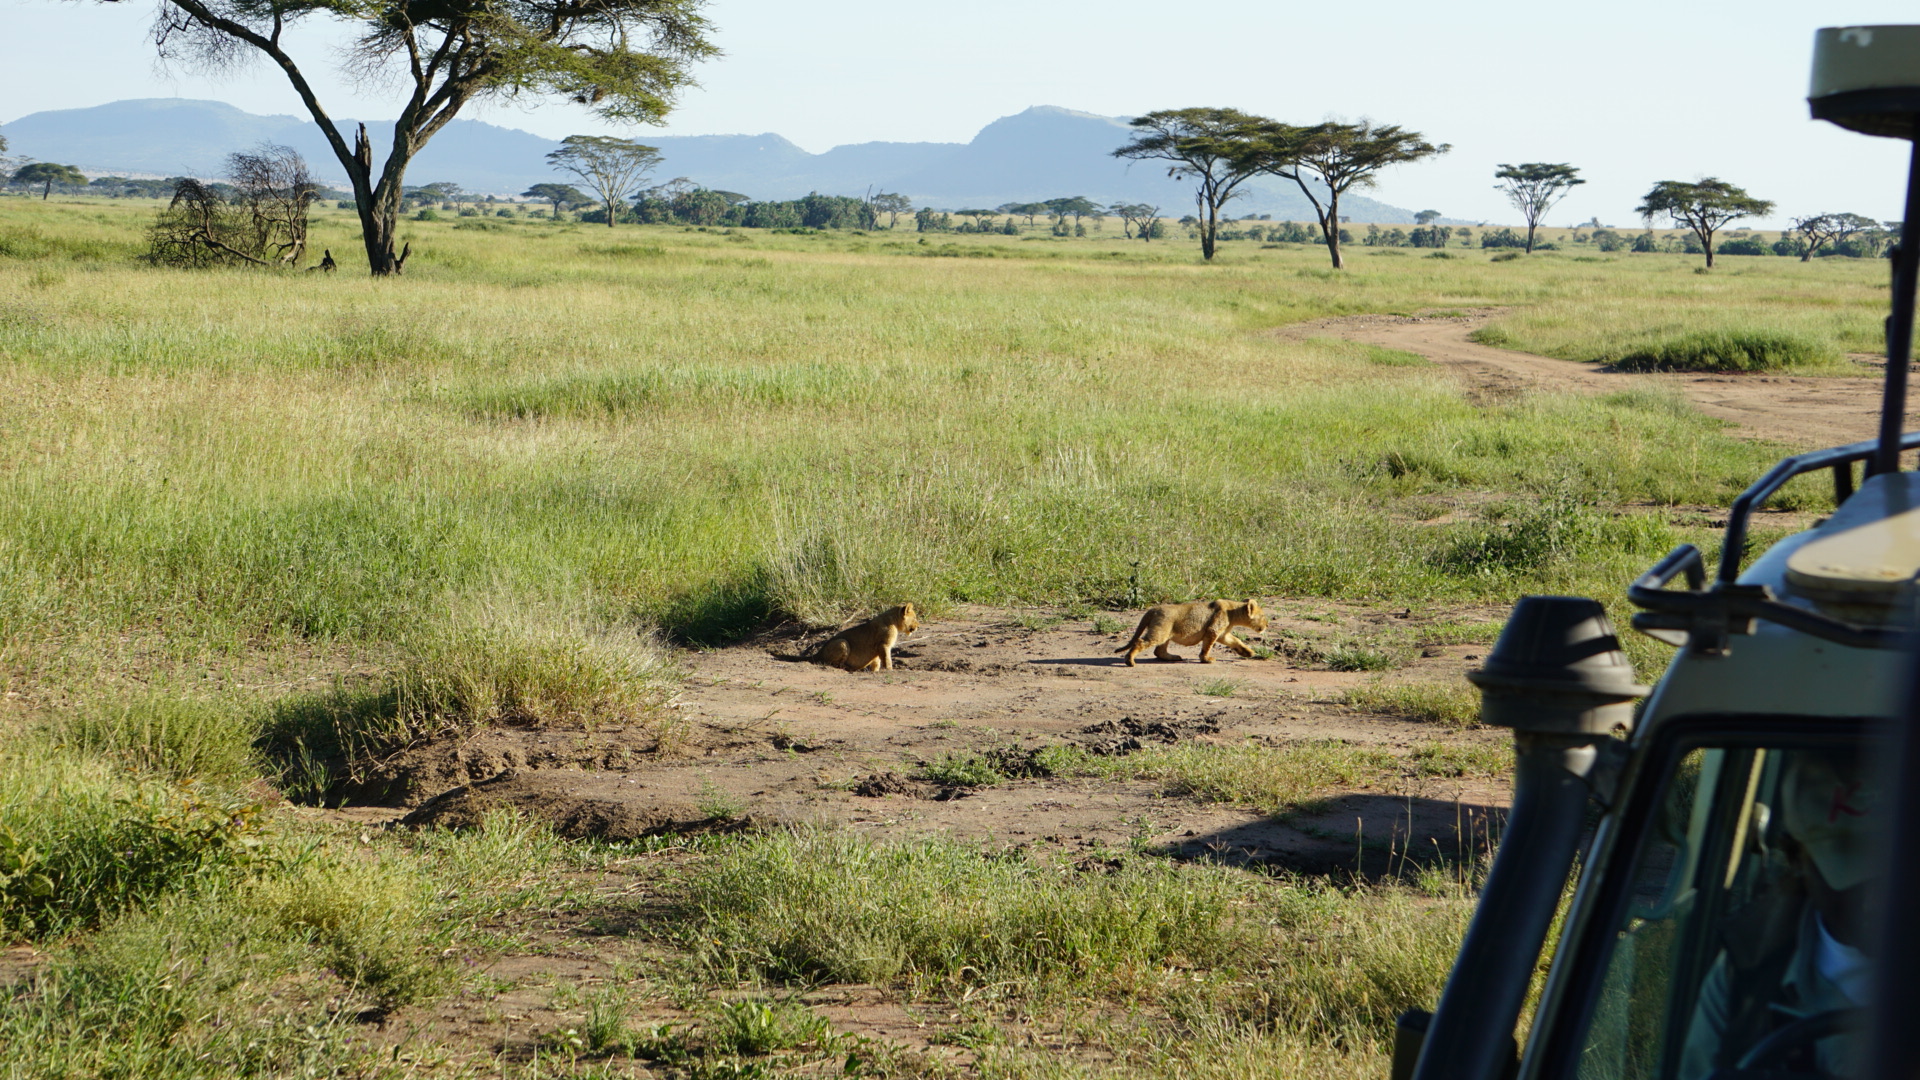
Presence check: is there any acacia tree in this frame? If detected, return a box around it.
[1112,108,1266,260]
[870,192,912,228]
[109,0,715,273]
[1113,203,1161,241]
[13,162,87,200]
[955,208,997,231]
[1249,121,1449,269]
[1791,212,1880,261]
[522,182,589,219]
[1638,179,1775,269]
[547,136,662,227]
[1493,163,1583,254]
[1047,196,1100,227]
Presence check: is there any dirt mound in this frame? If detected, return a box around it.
[851,771,920,797]
[316,722,676,808]
[397,769,740,840]
[1076,716,1222,756]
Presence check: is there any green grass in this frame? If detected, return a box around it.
[919,751,1008,787]
[0,197,1830,678]
[663,828,1474,1075]
[0,740,270,938]
[0,197,1874,1078]
[1347,679,1483,729]
[1071,740,1398,816]
[1612,329,1846,373]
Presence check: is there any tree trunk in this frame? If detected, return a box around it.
[1702,232,1715,270]
[1524,221,1537,254]
[1326,191,1344,270]
[355,176,411,276]
[1201,194,1217,260]
[40,181,50,200]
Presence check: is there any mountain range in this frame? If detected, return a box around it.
[2,98,1422,222]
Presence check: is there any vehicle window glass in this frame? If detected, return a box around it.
[1573,742,1881,1080]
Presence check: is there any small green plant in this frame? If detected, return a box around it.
[583,986,633,1054]
[1322,644,1403,672]
[708,998,831,1055]
[1091,613,1125,635]
[1198,678,1241,697]
[919,752,1005,787]
[697,780,747,821]
[629,1022,692,1063]
[1014,612,1065,632]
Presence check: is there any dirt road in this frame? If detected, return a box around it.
[1281,309,1900,451]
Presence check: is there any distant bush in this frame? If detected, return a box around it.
[1480,228,1527,249]
[1615,330,1836,373]
[1716,236,1773,256]
[414,208,440,221]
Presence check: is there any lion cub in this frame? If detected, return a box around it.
[1117,599,1267,667]
[809,604,919,672]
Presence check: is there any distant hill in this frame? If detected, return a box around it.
[3,99,1423,222]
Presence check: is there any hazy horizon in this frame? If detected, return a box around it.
[6,1,1919,228]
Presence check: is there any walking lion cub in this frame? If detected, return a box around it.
[809,604,919,672]
[1117,599,1267,667]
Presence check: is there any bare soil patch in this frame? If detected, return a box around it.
[1281,308,1901,450]
[325,602,1508,876]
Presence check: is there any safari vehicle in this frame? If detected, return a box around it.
[1395,28,1920,1080]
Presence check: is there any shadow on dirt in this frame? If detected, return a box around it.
[1163,792,1504,880]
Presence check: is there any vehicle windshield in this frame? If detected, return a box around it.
[1571,738,1884,1080]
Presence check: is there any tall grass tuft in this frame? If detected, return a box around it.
[258,606,677,801]
[57,692,260,785]
[244,853,445,1009]
[1613,330,1841,373]
[0,742,269,938]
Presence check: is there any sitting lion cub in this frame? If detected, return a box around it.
[809,604,919,672]
[1117,599,1267,667]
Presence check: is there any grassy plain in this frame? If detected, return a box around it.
[0,195,1892,1078]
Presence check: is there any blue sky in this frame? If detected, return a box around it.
[4,0,1917,227]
